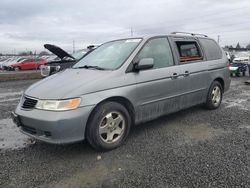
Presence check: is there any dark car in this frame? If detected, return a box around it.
[41,44,95,77]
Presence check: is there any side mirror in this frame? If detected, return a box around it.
[134,58,154,71]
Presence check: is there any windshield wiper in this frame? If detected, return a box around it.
[73,65,106,70]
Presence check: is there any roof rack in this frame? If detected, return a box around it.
[171,32,208,37]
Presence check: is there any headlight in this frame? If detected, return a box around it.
[55,65,61,71]
[35,98,81,111]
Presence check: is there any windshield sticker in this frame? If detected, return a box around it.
[125,39,141,43]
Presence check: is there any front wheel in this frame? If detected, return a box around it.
[86,102,131,151]
[205,81,223,110]
[14,67,20,71]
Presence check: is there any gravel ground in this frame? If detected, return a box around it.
[0,77,249,188]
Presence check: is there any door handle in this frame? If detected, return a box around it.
[183,71,190,77]
[171,73,179,79]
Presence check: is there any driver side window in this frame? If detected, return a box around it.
[137,38,174,69]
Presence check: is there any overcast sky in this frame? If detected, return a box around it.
[0,0,250,54]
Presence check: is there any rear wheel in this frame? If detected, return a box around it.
[243,71,246,76]
[205,81,223,110]
[86,102,131,151]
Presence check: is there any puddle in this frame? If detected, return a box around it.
[0,119,34,151]
[223,98,250,111]
[54,163,109,188]
[223,89,250,111]
[184,123,221,140]
[175,123,227,145]
[53,158,127,188]
[239,124,250,130]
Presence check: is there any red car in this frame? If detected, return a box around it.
[10,58,47,71]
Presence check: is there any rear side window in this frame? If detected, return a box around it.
[137,38,174,69]
[176,41,203,62]
[199,38,222,60]
[23,60,31,63]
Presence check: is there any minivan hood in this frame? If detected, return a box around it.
[44,44,75,60]
[25,68,113,99]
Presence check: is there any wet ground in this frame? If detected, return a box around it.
[0,77,249,188]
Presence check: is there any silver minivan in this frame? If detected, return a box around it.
[12,32,230,151]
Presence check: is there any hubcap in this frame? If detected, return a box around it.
[99,111,125,143]
[211,86,221,106]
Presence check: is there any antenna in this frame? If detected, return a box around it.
[130,27,134,37]
[217,35,220,44]
[73,40,75,53]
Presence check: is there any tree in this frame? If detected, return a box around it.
[246,43,250,49]
[236,42,241,49]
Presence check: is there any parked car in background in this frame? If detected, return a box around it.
[12,33,230,151]
[2,57,30,71]
[230,52,250,76]
[229,62,248,76]
[9,58,47,71]
[41,44,96,77]
[1,57,16,70]
[0,58,9,70]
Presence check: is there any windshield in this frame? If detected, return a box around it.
[73,38,142,70]
[72,49,87,60]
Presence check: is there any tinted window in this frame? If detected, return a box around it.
[137,38,174,69]
[199,39,222,60]
[176,41,202,62]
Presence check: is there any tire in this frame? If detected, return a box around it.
[243,71,246,76]
[86,101,131,151]
[205,81,223,110]
[14,67,20,71]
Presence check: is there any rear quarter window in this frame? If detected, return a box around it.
[199,38,222,60]
[175,41,203,63]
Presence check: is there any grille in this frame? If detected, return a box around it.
[22,97,38,109]
[21,125,37,135]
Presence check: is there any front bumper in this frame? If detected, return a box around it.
[13,104,94,144]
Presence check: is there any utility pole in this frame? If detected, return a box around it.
[73,40,75,53]
[217,35,220,45]
[130,27,134,37]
